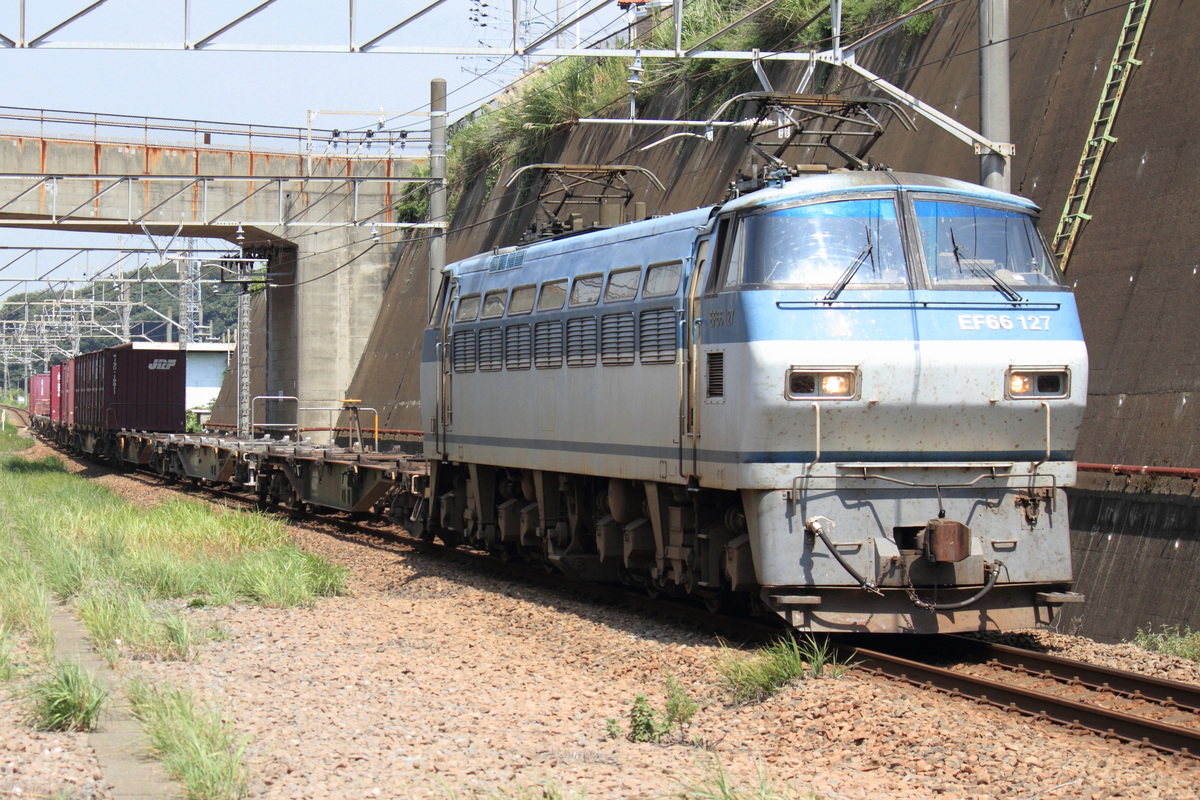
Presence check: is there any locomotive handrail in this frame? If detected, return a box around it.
[776,300,1062,310]
[1036,401,1052,466]
[790,468,1059,497]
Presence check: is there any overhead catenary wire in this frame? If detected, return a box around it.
[5,1,1134,297]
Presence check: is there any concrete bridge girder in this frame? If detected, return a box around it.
[0,135,428,439]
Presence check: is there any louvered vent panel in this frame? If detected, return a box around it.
[639,308,677,364]
[566,317,598,367]
[452,330,477,373]
[505,324,531,370]
[600,313,636,366]
[706,351,725,397]
[478,328,503,371]
[488,249,526,272]
[534,320,564,369]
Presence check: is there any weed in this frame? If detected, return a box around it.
[75,585,196,665]
[618,671,700,744]
[628,693,666,743]
[126,675,249,800]
[663,670,699,737]
[680,758,822,800]
[718,635,853,704]
[1132,624,1200,662]
[604,717,623,740]
[20,659,107,732]
[0,625,16,681]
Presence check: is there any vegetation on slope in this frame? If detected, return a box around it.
[445,0,937,207]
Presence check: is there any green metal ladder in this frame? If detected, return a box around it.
[1050,0,1153,271]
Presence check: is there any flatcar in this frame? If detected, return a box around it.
[417,169,1088,633]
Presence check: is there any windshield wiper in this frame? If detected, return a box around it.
[823,228,874,302]
[949,229,1023,302]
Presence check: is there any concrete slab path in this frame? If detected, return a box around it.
[51,605,181,800]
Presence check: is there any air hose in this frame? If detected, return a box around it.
[905,559,1004,611]
[805,516,882,596]
[805,516,1004,610]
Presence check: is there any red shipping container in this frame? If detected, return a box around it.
[29,372,51,417]
[50,363,63,423]
[73,344,186,433]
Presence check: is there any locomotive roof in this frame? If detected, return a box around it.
[717,170,1039,215]
[447,171,1039,277]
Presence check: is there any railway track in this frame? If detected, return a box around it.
[841,634,1200,759]
[24,434,1200,760]
[1,403,31,428]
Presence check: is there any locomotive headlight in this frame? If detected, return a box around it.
[787,368,858,400]
[821,374,852,395]
[1006,368,1069,399]
[1009,373,1032,396]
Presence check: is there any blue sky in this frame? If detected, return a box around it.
[0,0,613,131]
[0,0,634,297]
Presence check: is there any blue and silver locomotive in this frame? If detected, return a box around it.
[420,169,1087,633]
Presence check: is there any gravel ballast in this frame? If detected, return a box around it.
[4,442,1200,799]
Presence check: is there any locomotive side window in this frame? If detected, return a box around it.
[643,261,681,297]
[704,216,733,296]
[740,197,908,288]
[481,290,508,319]
[569,274,603,307]
[604,267,641,302]
[455,294,482,322]
[508,285,536,315]
[914,200,1065,291]
[537,280,567,311]
[722,225,746,288]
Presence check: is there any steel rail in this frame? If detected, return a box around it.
[949,636,1200,712]
[0,403,31,427]
[847,643,1200,758]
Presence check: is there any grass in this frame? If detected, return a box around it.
[0,460,348,627]
[126,675,249,800]
[0,421,31,452]
[0,625,17,681]
[19,659,107,732]
[75,584,197,665]
[1132,625,1200,662]
[0,512,57,656]
[0,436,345,798]
[717,635,853,705]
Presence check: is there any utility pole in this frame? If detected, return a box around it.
[428,79,447,317]
[979,0,1012,192]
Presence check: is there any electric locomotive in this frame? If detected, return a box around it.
[420,169,1087,633]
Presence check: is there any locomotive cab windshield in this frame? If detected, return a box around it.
[721,191,1066,294]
